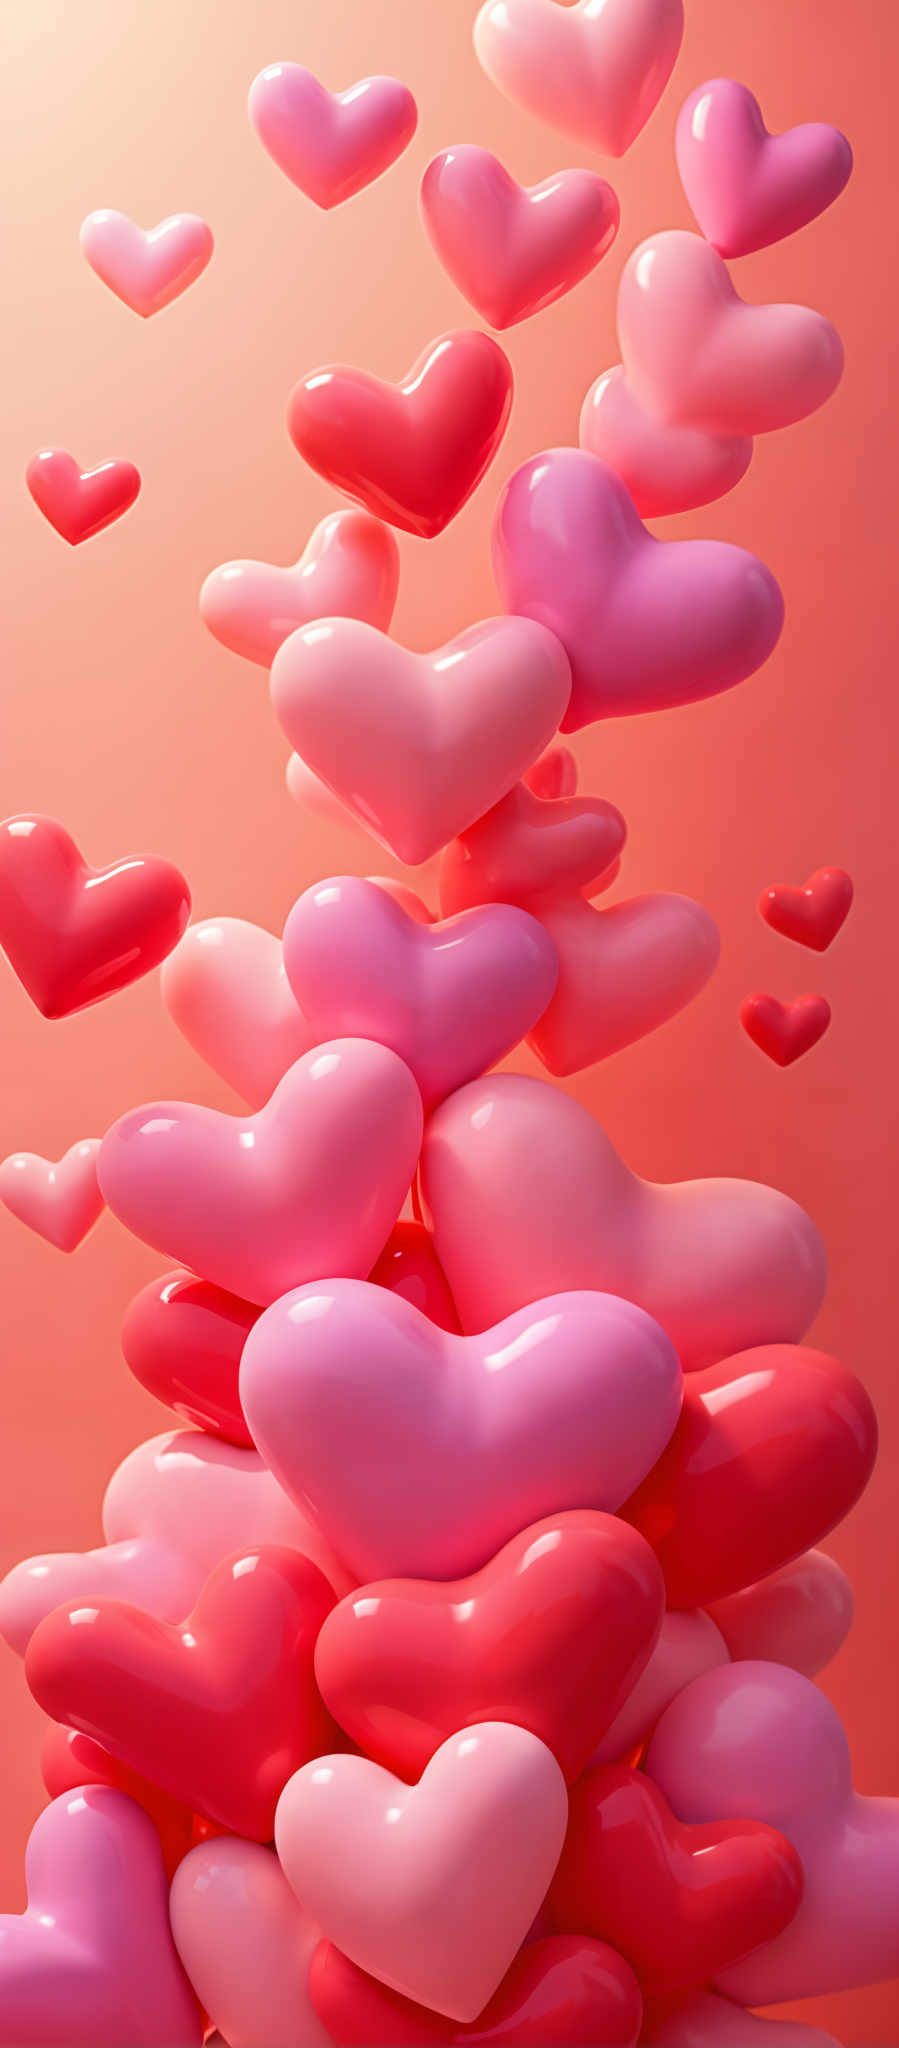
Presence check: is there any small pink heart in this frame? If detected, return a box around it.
[200,510,400,667]
[249,63,417,209]
[0,1139,104,1251]
[79,210,213,317]
[526,893,720,1075]
[439,780,626,913]
[473,0,684,158]
[26,450,140,544]
[676,78,853,259]
[580,364,753,516]
[419,145,619,329]
[161,917,317,1107]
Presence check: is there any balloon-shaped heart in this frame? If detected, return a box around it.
[161,917,317,1106]
[676,79,852,257]
[706,1550,854,1679]
[740,993,831,1067]
[199,509,399,667]
[309,1935,644,2045]
[642,1989,840,2046]
[525,892,720,1075]
[419,146,619,328]
[759,868,853,952]
[579,363,753,517]
[248,64,417,208]
[439,781,626,913]
[589,1610,729,1768]
[80,210,213,315]
[0,815,190,1017]
[473,0,684,157]
[26,450,141,543]
[121,1270,259,1445]
[171,1837,331,2048]
[0,1139,104,1251]
[41,1722,210,1881]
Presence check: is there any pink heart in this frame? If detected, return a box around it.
[274,1725,569,2022]
[270,616,572,863]
[199,510,399,667]
[705,1551,854,1680]
[473,0,684,157]
[643,1989,841,2046]
[98,1038,423,1304]
[492,447,784,728]
[79,210,213,317]
[676,78,853,259]
[286,750,364,828]
[0,1139,104,1250]
[419,145,618,329]
[590,1610,729,1767]
[439,780,625,913]
[161,918,317,1107]
[419,1072,827,1368]
[0,1788,201,2045]
[248,64,417,209]
[580,364,753,517]
[524,743,578,801]
[171,1838,330,2048]
[525,892,720,1075]
[617,232,843,436]
[239,1279,681,1582]
[26,450,140,544]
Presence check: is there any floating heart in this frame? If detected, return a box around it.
[248,64,417,208]
[550,1764,803,1994]
[26,449,141,543]
[121,1270,259,1445]
[759,867,853,951]
[473,0,684,157]
[161,917,316,1106]
[309,1935,644,2046]
[0,1139,104,1250]
[740,992,831,1066]
[275,1724,569,2022]
[368,1221,461,1332]
[98,1038,423,1304]
[590,1610,729,1768]
[79,210,213,316]
[642,1989,841,2046]
[439,782,626,913]
[41,1724,211,1882]
[579,364,753,517]
[525,893,720,1075]
[676,79,853,258]
[270,616,571,863]
[242,1280,681,1582]
[171,1838,331,2048]
[0,815,190,1017]
[492,448,783,727]
[199,510,400,667]
[419,146,618,329]
[524,743,578,801]
[706,1550,854,1680]
[420,1072,826,1367]
[0,1788,201,2045]
[287,330,513,538]
[621,1345,877,1608]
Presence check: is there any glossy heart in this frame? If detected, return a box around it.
[439,781,625,913]
[249,64,417,208]
[0,1139,104,1250]
[368,1221,461,1331]
[550,1764,803,1993]
[525,893,720,1075]
[275,1724,568,2022]
[98,1038,423,1305]
[621,1346,877,1608]
[41,1723,213,1881]
[270,616,571,862]
[706,1550,854,1679]
[309,1935,644,2045]
[80,210,213,315]
[0,814,190,1016]
[492,448,783,727]
[473,0,684,157]
[199,509,399,666]
[642,1989,840,2046]
[617,232,843,436]
[241,1280,681,1582]
[26,449,140,543]
[524,744,578,801]
[0,1788,201,2045]
[579,364,752,517]
[590,1610,729,1767]
[740,992,831,1066]
[171,1838,331,2048]
[676,79,853,258]
[161,916,316,1106]
[121,1270,259,1445]
[420,1072,826,1368]
[420,146,618,328]
[287,330,513,538]
[759,867,853,951]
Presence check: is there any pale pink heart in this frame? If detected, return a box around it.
[580,363,753,516]
[0,1429,350,1657]
[270,616,572,864]
[199,510,399,667]
[248,64,417,208]
[275,1724,568,2021]
[286,750,363,828]
[98,1038,423,1305]
[420,1072,827,1368]
[170,1838,329,2048]
[643,1990,841,2046]
[0,1139,104,1251]
[282,875,558,1108]
[706,1551,854,1679]
[590,1610,729,1766]
[419,145,619,329]
[473,0,684,157]
[525,892,720,1075]
[0,1788,201,2044]
[439,779,626,913]
[239,1279,681,1582]
[618,231,844,436]
[79,210,213,317]
[161,918,317,1108]
[676,78,853,259]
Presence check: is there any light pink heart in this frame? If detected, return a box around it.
[420,145,618,329]
[580,363,753,516]
[473,0,684,158]
[0,1139,104,1251]
[79,210,213,317]
[526,892,720,1074]
[248,64,417,208]
[590,1609,729,1766]
[199,510,399,667]
[676,78,853,259]
[170,1838,329,2048]
[161,918,317,1107]
[705,1550,854,1680]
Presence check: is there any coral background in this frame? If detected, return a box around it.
[1,0,896,2037]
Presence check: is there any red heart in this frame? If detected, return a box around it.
[549,1764,804,1994]
[740,991,831,1065]
[287,330,513,538]
[0,814,190,1017]
[759,867,853,951]
[315,1511,665,1784]
[121,1271,260,1447]
[368,1220,462,1331]
[309,1934,644,2045]
[26,1547,338,1841]
[620,1345,877,1609]
[26,448,140,543]
[41,1723,219,1881]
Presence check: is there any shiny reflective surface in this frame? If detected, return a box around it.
[161,916,317,1107]
[706,1549,854,1678]
[579,361,753,518]
[473,0,684,157]
[759,866,854,951]
[25,448,141,543]
[0,1137,104,1251]
[420,146,618,330]
[368,1220,461,1332]
[309,1933,644,2045]
[740,991,832,1067]
[525,891,719,1076]
[199,508,400,666]
[0,813,189,1017]
[80,209,213,317]
[121,1269,260,1445]
[249,64,417,209]
[676,78,852,259]
[41,1721,214,1880]
[171,1837,331,2048]
[439,779,625,914]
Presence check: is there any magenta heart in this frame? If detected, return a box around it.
[248,64,417,208]
[676,78,853,258]
[419,145,619,329]
[526,892,720,1075]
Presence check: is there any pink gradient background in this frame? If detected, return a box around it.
[1,0,896,2037]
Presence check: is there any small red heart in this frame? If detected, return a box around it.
[759,867,853,951]
[26,449,140,543]
[0,814,190,1017]
[549,1764,804,1995]
[40,1722,219,1881]
[121,1270,260,1447]
[740,991,831,1065]
[309,1934,644,2045]
[26,1547,338,1841]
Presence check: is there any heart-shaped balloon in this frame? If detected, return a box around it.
[706,1550,854,1680]
[26,450,141,543]
[439,781,626,913]
[0,815,190,1017]
[525,892,720,1075]
[524,744,578,801]
[676,79,853,258]
[41,1722,216,1881]
[740,992,831,1066]
[0,1139,104,1250]
[473,0,684,157]
[368,1221,461,1332]
[171,1837,331,2048]
[642,1989,840,2046]
[161,917,317,1107]
[121,1270,259,1445]
[199,510,400,667]
[248,64,417,208]
[579,364,753,517]
[80,210,213,316]
[419,146,618,328]
[589,1610,729,1768]
[309,1935,644,2045]
[759,868,853,952]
